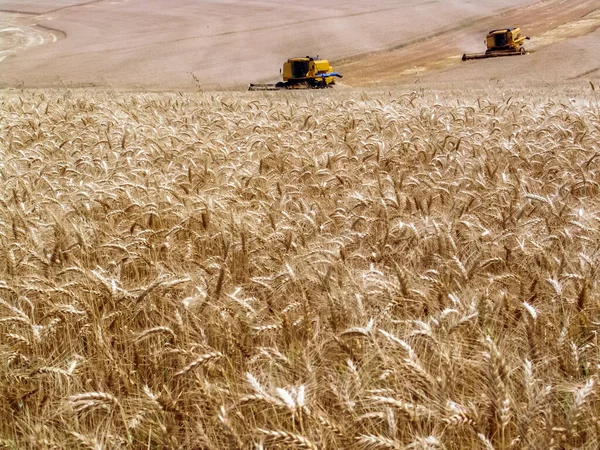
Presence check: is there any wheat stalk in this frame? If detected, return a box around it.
[174,351,223,376]
[258,429,318,450]
[2,88,600,448]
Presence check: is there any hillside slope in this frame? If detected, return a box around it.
[0,0,541,88]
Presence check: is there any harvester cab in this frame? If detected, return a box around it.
[486,28,529,54]
[462,27,530,61]
[249,56,342,91]
[281,56,341,87]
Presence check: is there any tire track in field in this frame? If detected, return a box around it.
[0,0,107,17]
[0,13,65,64]
[0,0,106,65]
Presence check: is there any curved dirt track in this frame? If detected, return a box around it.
[0,12,64,67]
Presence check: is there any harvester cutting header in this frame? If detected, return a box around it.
[249,56,342,91]
[462,27,530,61]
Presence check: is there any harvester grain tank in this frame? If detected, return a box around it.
[462,28,530,61]
[249,56,342,91]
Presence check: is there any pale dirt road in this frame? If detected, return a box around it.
[0,0,544,89]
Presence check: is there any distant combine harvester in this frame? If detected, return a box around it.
[462,27,530,61]
[248,56,343,91]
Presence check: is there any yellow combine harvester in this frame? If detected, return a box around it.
[249,56,342,91]
[462,27,530,61]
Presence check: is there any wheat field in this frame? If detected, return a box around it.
[1,87,600,449]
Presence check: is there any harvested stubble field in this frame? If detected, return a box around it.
[1,87,600,449]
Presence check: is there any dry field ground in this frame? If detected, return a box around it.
[0,0,559,89]
[0,0,599,89]
[2,86,600,448]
